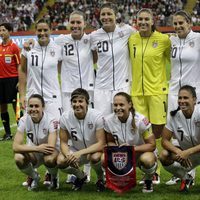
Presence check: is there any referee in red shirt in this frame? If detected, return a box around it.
[0,23,20,141]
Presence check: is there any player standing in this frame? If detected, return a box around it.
[129,8,171,183]
[0,23,20,141]
[91,2,136,115]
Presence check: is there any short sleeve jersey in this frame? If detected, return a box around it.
[166,104,200,150]
[17,112,59,146]
[21,40,62,102]
[0,40,20,78]
[55,34,94,93]
[91,24,136,90]
[169,31,200,95]
[104,111,152,146]
[129,31,171,96]
[60,108,104,150]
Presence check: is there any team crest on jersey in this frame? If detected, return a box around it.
[112,152,128,170]
[152,41,158,48]
[194,119,200,127]
[118,31,124,38]
[189,41,195,47]
[43,128,47,133]
[84,39,88,44]
[50,49,55,57]
[142,117,150,126]
[88,122,93,129]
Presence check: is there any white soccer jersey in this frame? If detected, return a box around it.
[166,104,200,150]
[60,108,104,150]
[104,112,151,146]
[91,24,136,90]
[55,34,94,93]
[17,112,59,147]
[21,40,62,102]
[169,31,200,95]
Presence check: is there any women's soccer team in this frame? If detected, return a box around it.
[1,1,200,194]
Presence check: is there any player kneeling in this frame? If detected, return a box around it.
[57,88,106,192]
[13,94,60,191]
[102,92,157,193]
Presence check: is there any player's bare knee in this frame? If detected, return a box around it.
[140,152,156,168]
[44,155,57,167]
[14,153,27,168]
[90,152,102,164]
[160,149,173,165]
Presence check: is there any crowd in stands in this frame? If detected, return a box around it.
[46,0,185,30]
[192,0,200,25]
[0,0,46,31]
[0,0,192,32]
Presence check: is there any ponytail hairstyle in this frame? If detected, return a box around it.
[170,85,197,117]
[114,92,136,131]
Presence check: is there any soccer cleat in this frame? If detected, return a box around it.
[0,134,12,141]
[152,173,160,185]
[179,175,194,192]
[96,179,105,192]
[48,175,59,190]
[142,180,153,193]
[43,172,51,186]
[28,174,40,191]
[166,176,181,185]
[66,174,76,184]
[85,175,90,183]
[72,175,87,191]
[138,176,145,185]
[22,176,32,187]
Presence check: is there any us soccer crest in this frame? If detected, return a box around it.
[118,31,124,38]
[112,152,128,170]
[152,41,158,48]
[50,49,55,56]
[84,39,88,44]
[104,146,136,193]
[88,122,93,129]
[189,41,194,47]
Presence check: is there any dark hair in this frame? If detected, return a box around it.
[28,94,45,107]
[35,19,51,29]
[137,8,156,32]
[71,88,90,104]
[173,10,191,23]
[114,92,136,131]
[70,10,86,21]
[0,23,13,32]
[170,85,196,116]
[100,2,118,15]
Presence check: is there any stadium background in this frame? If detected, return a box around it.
[1,1,200,199]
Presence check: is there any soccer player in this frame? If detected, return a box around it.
[55,10,94,183]
[129,8,171,182]
[18,18,62,186]
[103,92,157,193]
[160,85,200,192]
[0,23,20,141]
[90,2,136,115]
[13,94,59,191]
[57,88,106,192]
[18,19,62,120]
[55,10,95,112]
[166,10,199,186]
